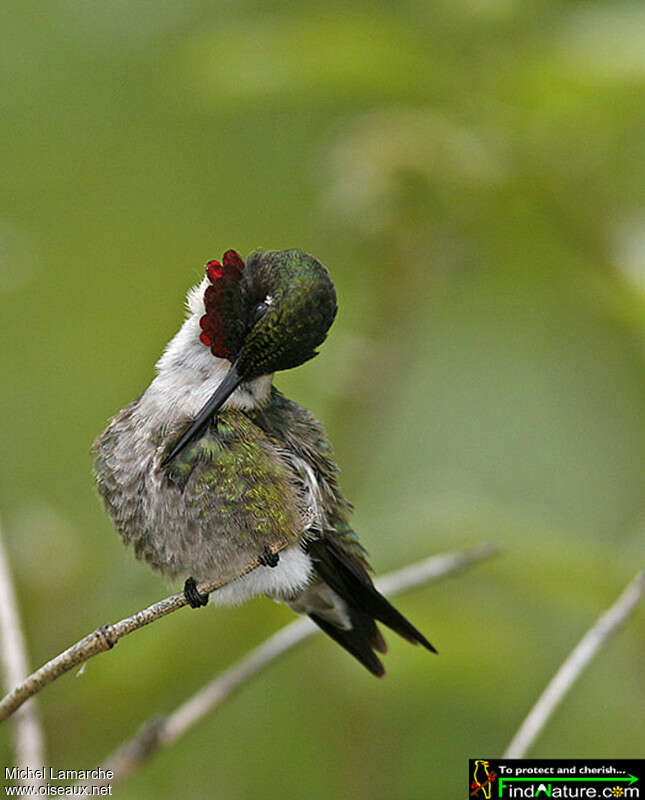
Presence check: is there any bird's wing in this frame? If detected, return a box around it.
[250,389,436,676]
[247,388,359,545]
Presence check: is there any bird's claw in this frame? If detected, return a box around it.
[258,546,280,568]
[184,577,209,608]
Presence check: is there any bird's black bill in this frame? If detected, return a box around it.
[162,364,243,465]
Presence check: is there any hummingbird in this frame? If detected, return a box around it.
[93,248,436,676]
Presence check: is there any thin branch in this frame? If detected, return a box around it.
[0,517,46,786]
[79,544,498,788]
[0,541,295,724]
[503,568,645,758]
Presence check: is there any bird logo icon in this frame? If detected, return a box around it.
[471,760,496,799]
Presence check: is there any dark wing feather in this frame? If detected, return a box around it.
[306,537,437,675]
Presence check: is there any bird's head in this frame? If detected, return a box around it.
[163,248,337,463]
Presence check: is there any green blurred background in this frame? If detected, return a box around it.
[1,0,645,796]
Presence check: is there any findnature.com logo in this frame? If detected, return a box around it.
[468,759,642,799]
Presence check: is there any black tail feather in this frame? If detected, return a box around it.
[309,607,386,677]
[306,537,437,675]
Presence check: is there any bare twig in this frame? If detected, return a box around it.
[0,517,46,785]
[503,568,645,758]
[80,544,498,788]
[0,541,295,724]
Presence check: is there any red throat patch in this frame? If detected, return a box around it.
[199,249,245,360]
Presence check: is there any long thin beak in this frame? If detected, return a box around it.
[162,363,243,466]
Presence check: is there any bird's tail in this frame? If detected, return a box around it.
[291,537,436,677]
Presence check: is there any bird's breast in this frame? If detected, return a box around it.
[94,401,305,583]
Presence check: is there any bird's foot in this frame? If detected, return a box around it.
[184,577,209,608]
[258,546,280,568]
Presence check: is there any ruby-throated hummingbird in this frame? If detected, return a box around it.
[94,249,435,676]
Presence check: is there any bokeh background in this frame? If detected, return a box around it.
[2,0,645,796]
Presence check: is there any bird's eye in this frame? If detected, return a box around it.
[252,301,270,324]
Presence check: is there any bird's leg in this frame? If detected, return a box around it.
[258,546,280,568]
[184,577,209,608]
